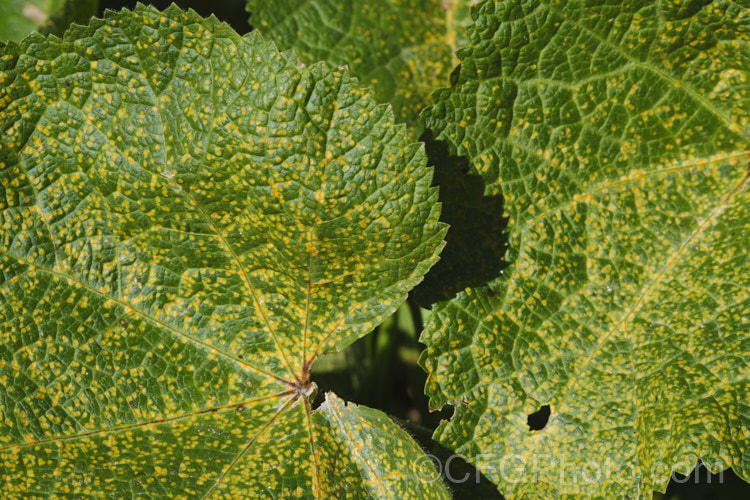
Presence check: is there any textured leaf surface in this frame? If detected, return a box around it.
[0,0,98,42]
[315,392,449,498]
[420,0,750,498]
[0,5,448,497]
[247,0,476,136]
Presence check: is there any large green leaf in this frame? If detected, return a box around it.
[247,0,476,136]
[420,0,750,498]
[0,0,98,42]
[0,5,449,497]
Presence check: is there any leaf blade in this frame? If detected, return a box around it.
[420,0,750,497]
[1,4,447,496]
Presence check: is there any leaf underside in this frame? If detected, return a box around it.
[0,5,448,498]
[247,0,477,137]
[421,0,750,498]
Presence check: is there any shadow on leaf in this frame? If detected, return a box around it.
[413,131,509,307]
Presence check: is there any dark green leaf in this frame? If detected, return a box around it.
[248,0,477,137]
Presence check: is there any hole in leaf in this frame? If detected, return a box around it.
[527,404,550,431]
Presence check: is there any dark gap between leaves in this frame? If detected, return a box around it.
[98,0,252,34]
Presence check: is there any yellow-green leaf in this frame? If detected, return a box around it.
[0,5,448,497]
[420,0,750,498]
